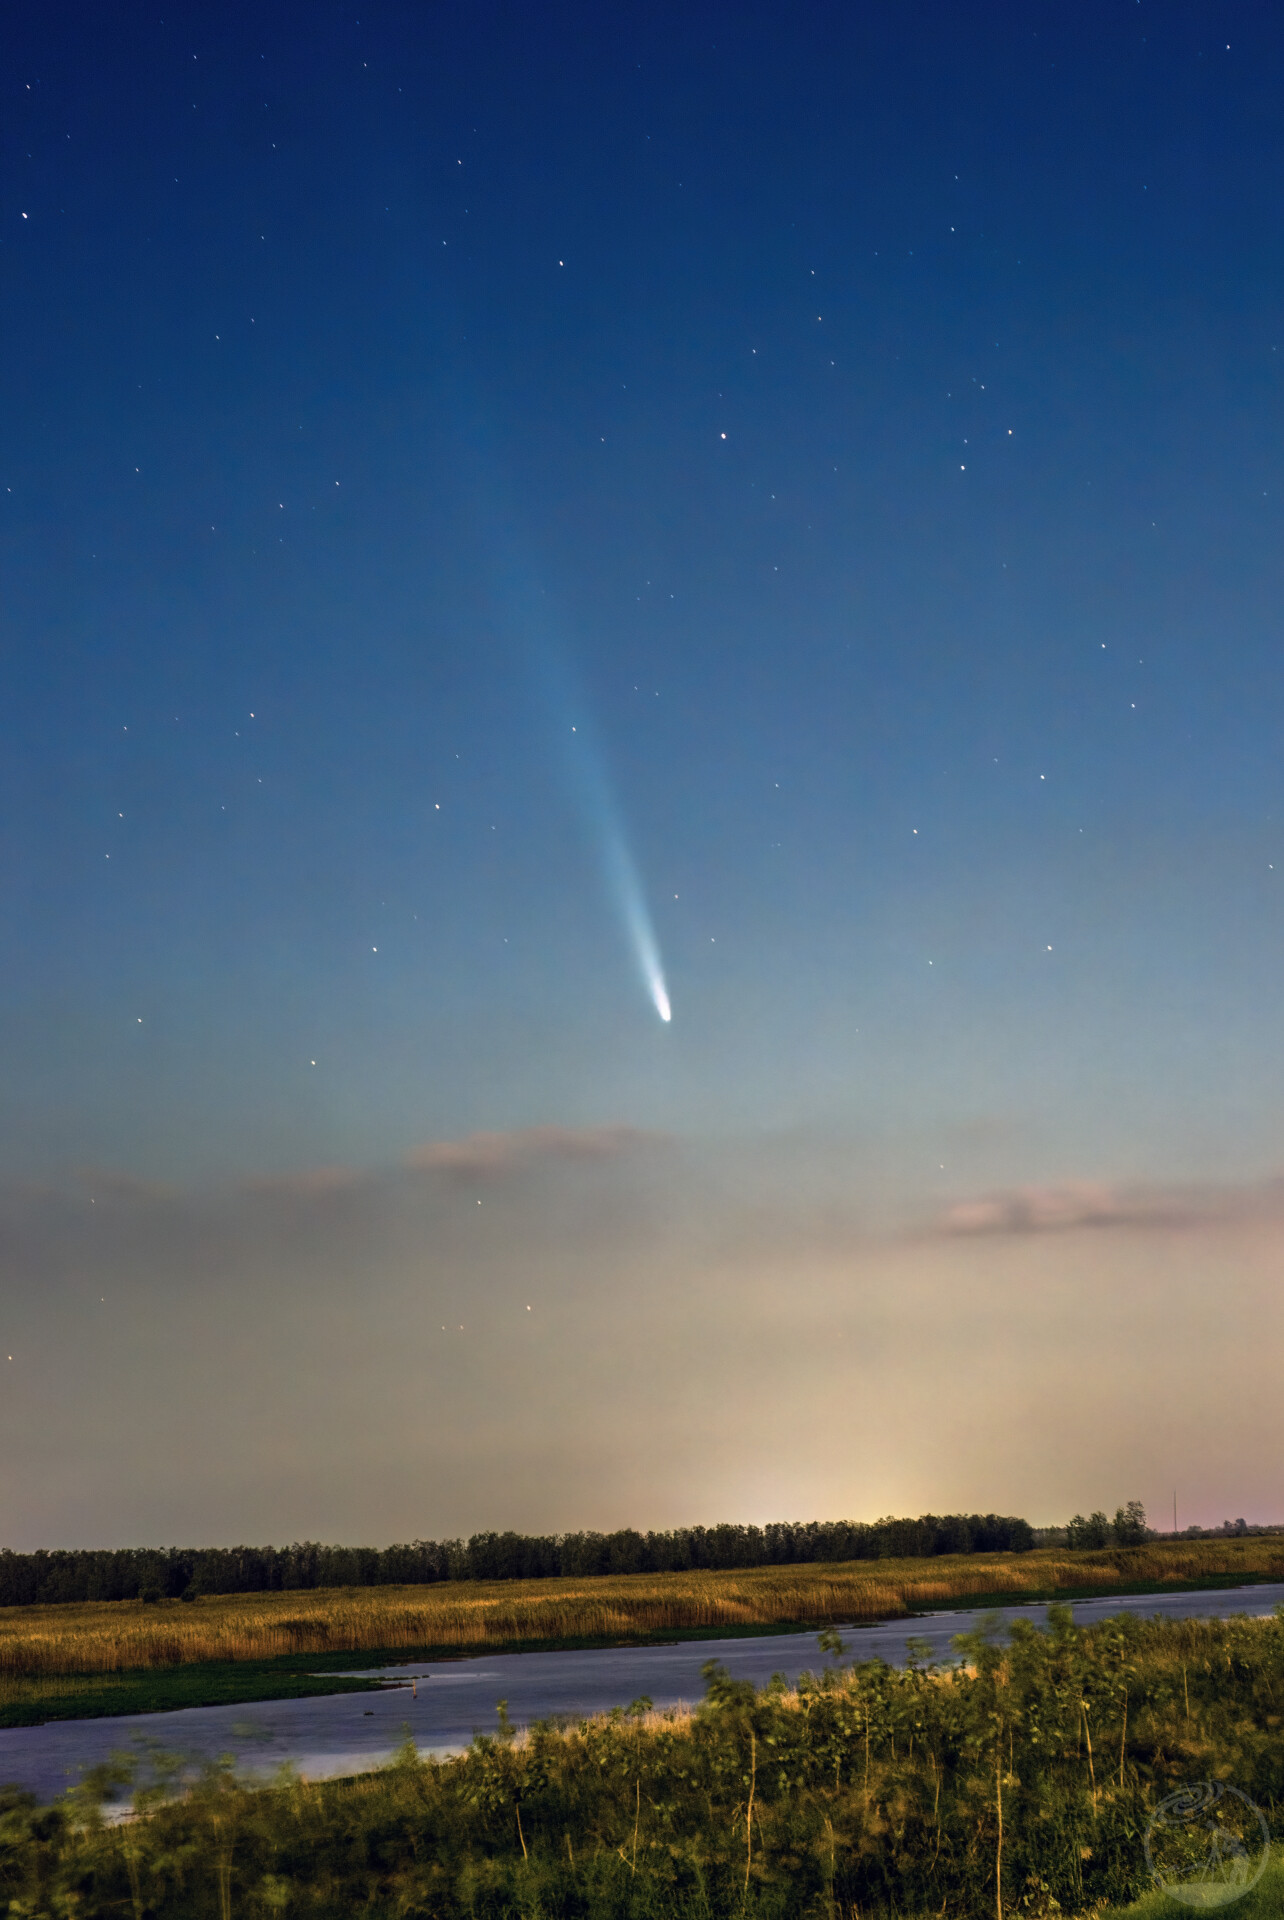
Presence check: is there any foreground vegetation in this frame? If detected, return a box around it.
[2,1606,1282,1917]
[2,1539,1281,1731]
[1109,1853,1284,1920]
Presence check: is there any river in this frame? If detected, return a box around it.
[2,1582,1280,1805]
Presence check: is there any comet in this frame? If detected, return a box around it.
[604,813,672,1022]
[465,458,672,1025]
[568,712,672,1025]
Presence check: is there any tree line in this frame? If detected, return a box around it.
[1061,1501,1148,1549]
[0,1511,1035,1607]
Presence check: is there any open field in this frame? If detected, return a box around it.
[2,1537,1281,1683]
[1,1608,1281,1917]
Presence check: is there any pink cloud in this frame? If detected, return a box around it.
[930,1175,1284,1237]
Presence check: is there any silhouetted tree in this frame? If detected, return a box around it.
[1112,1500,1147,1547]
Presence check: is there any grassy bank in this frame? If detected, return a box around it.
[1106,1851,1284,1919]
[1,1607,1281,1917]
[0,1664,387,1727]
[2,1537,1280,1682]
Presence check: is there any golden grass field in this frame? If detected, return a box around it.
[1,1536,1280,1678]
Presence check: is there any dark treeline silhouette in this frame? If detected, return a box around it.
[1062,1500,1147,1549]
[0,1511,1034,1607]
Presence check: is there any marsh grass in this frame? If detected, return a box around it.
[0,1538,1279,1680]
[2,1606,1282,1918]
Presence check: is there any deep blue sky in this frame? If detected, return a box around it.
[4,2,1283,1541]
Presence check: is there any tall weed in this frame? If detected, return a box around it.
[1,1605,1282,1917]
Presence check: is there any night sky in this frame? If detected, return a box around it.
[4,2,1283,1548]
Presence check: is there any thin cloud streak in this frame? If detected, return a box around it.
[1,1125,668,1216]
[931,1174,1284,1238]
[244,1166,370,1198]
[403,1124,661,1178]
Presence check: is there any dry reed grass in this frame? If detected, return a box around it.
[1,1537,1279,1678]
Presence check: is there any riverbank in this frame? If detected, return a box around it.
[3,1538,1283,1728]
[7,1588,1280,1800]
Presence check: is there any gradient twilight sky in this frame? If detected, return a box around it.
[3,1,1283,1549]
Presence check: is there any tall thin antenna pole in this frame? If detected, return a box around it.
[1173,1491,1177,1535]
